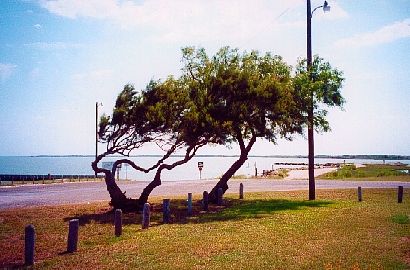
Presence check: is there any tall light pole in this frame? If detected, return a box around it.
[95,102,102,177]
[307,0,330,200]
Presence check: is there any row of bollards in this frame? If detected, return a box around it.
[24,184,243,265]
[357,186,404,203]
[24,184,404,266]
[23,218,80,266]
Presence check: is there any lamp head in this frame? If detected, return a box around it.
[323,1,331,12]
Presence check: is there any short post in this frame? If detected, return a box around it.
[24,225,35,266]
[217,187,223,206]
[358,186,362,202]
[239,183,244,200]
[163,199,171,224]
[114,209,122,237]
[67,219,79,253]
[142,203,150,229]
[202,191,209,211]
[187,193,193,216]
[398,186,404,203]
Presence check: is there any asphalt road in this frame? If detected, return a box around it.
[1,179,409,209]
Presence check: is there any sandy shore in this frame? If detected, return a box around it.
[284,167,338,180]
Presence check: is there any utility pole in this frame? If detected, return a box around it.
[307,0,315,200]
[306,0,330,200]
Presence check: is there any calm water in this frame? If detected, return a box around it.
[0,156,409,181]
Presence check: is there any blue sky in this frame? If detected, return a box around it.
[0,0,409,156]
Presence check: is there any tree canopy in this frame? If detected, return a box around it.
[92,46,344,209]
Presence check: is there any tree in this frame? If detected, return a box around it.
[92,73,223,211]
[180,47,307,203]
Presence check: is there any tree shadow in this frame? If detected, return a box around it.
[198,199,333,223]
[63,198,333,226]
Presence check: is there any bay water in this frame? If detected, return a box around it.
[1,156,409,181]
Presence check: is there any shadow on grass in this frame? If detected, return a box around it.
[63,198,333,226]
[200,199,333,222]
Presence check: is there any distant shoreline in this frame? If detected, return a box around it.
[1,154,409,160]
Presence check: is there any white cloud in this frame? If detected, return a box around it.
[0,63,17,82]
[38,0,348,43]
[24,41,83,50]
[72,69,113,81]
[336,18,410,48]
[33,23,42,29]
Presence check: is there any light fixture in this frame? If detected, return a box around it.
[323,1,331,12]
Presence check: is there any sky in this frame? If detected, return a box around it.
[0,0,409,156]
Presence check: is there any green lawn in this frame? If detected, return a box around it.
[0,189,409,269]
[318,164,410,181]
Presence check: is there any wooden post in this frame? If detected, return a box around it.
[398,186,404,203]
[142,203,150,229]
[239,183,244,200]
[358,186,362,202]
[67,219,79,253]
[187,193,193,216]
[217,187,223,206]
[114,209,122,237]
[24,225,35,266]
[203,191,209,211]
[163,199,170,224]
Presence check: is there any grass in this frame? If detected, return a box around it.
[0,189,409,269]
[318,164,410,181]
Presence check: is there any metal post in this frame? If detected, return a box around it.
[398,186,404,203]
[239,183,244,199]
[187,193,193,216]
[358,186,362,202]
[114,209,122,237]
[24,225,35,266]
[163,199,171,224]
[67,219,79,253]
[142,203,150,229]
[202,191,209,211]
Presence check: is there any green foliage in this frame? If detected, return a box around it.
[181,46,303,144]
[294,56,345,133]
[392,214,410,224]
[319,164,410,180]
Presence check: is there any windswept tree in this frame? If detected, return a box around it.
[181,47,344,203]
[92,72,224,211]
[181,47,306,203]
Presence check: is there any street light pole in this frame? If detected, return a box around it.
[307,0,330,200]
[95,102,102,177]
[307,0,314,201]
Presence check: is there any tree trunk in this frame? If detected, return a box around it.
[208,134,256,203]
[104,172,140,211]
[92,157,140,211]
[138,167,162,208]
